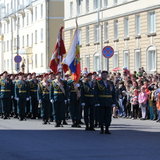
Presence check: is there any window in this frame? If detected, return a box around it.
[124,17,129,37]
[35,30,37,44]
[77,0,82,15]
[94,0,99,9]
[22,16,24,27]
[70,2,73,17]
[31,33,33,46]
[27,34,29,47]
[79,29,82,45]
[94,54,100,71]
[104,0,108,7]
[35,54,37,68]
[123,50,129,69]
[104,22,108,41]
[148,11,156,33]
[3,41,6,52]
[85,56,90,72]
[27,13,29,25]
[135,49,141,71]
[22,36,24,47]
[114,0,118,5]
[41,28,43,42]
[147,46,156,71]
[86,26,90,44]
[7,40,9,51]
[41,4,43,18]
[86,0,89,13]
[94,25,99,43]
[114,20,118,39]
[41,53,43,67]
[35,6,37,21]
[113,51,119,68]
[135,15,140,35]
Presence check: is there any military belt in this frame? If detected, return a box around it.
[84,95,94,97]
[54,91,63,94]
[98,95,112,98]
[43,92,49,94]
[30,90,37,92]
[0,89,11,92]
[71,90,76,93]
[19,91,27,93]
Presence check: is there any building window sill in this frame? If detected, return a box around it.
[104,40,109,43]
[94,42,100,45]
[86,43,90,46]
[124,37,130,41]
[135,35,141,39]
[147,33,156,37]
[114,39,119,42]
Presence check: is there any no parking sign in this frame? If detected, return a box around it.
[102,46,114,58]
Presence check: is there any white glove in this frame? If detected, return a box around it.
[26,98,30,101]
[50,99,54,103]
[15,97,19,101]
[65,100,67,104]
[76,83,80,87]
[81,103,85,106]
[11,96,14,99]
[39,99,42,104]
[95,104,100,107]
[68,99,70,102]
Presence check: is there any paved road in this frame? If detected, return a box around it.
[0,118,160,160]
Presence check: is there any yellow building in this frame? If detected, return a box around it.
[0,0,64,73]
[64,0,160,73]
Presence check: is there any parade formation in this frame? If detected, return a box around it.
[0,67,160,134]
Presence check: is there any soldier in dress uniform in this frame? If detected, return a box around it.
[29,72,39,119]
[15,73,30,121]
[38,73,51,124]
[81,73,96,131]
[68,79,81,127]
[95,71,116,134]
[0,71,14,119]
[50,72,66,127]
[25,73,32,118]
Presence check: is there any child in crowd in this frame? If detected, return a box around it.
[138,86,148,120]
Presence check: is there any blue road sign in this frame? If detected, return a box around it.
[102,46,114,58]
[14,55,22,63]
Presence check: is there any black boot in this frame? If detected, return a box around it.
[105,126,111,134]
[100,125,104,134]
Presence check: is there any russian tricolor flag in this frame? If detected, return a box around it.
[63,29,81,82]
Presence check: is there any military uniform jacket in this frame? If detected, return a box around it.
[81,80,96,105]
[38,81,50,100]
[95,80,116,107]
[0,78,14,99]
[50,79,66,102]
[15,80,29,99]
[29,79,38,99]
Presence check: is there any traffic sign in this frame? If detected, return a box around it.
[102,46,114,58]
[14,55,22,63]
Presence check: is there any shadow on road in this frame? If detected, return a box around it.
[0,128,160,160]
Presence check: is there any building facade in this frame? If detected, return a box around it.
[0,0,64,73]
[64,0,160,73]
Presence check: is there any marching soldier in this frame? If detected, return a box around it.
[95,71,116,134]
[50,72,66,127]
[81,73,95,131]
[15,73,29,121]
[0,71,14,119]
[68,79,81,127]
[29,73,39,119]
[38,73,51,124]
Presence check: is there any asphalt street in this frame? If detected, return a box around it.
[0,118,160,160]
